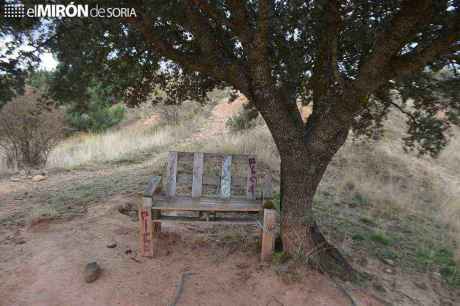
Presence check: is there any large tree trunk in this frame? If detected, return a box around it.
[276,107,356,281]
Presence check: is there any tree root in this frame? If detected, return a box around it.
[308,222,356,282]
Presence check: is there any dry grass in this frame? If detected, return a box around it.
[46,123,193,169]
[199,124,280,170]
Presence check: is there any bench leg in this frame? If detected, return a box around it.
[261,209,276,262]
[139,198,154,257]
[152,220,162,257]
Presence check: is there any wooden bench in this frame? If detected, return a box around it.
[139,151,276,260]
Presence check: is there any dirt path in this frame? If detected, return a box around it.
[192,96,246,141]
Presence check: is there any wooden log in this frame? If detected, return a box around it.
[192,152,204,198]
[139,198,154,257]
[261,209,276,261]
[166,152,178,197]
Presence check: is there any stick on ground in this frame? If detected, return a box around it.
[168,271,194,306]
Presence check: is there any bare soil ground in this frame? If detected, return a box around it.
[0,193,384,306]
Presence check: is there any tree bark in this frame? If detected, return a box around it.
[273,95,357,281]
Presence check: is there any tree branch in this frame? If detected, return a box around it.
[388,100,418,125]
[127,9,250,95]
[359,11,460,91]
[311,0,341,104]
[194,1,253,47]
[358,0,433,90]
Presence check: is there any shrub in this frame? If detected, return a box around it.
[0,89,65,169]
[156,101,201,125]
[226,106,258,132]
[66,103,125,133]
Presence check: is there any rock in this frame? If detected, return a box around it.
[414,281,428,290]
[84,262,102,283]
[32,175,47,182]
[106,242,117,248]
[381,258,395,266]
[432,272,442,280]
[373,282,386,292]
[384,268,394,274]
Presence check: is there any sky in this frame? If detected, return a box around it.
[39,51,58,71]
[0,35,58,71]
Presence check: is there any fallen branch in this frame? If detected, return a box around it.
[168,271,194,306]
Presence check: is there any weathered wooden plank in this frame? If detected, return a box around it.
[166,151,178,197]
[220,155,232,199]
[202,175,246,186]
[192,152,204,198]
[263,173,273,199]
[178,174,247,187]
[143,176,162,197]
[139,198,154,257]
[177,174,193,185]
[150,196,263,212]
[261,208,276,261]
[246,156,257,200]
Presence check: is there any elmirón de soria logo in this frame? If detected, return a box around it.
[3,2,137,18]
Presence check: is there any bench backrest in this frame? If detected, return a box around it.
[165,151,271,200]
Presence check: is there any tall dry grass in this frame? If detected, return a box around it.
[46,123,193,169]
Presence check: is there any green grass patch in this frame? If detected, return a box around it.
[370,232,392,246]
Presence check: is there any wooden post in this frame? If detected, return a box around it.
[263,173,273,199]
[139,198,154,257]
[261,209,276,261]
[152,220,162,257]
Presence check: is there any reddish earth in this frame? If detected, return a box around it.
[0,195,384,306]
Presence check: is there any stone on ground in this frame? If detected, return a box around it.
[84,262,102,283]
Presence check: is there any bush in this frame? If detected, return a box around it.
[156,101,201,125]
[0,89,65,169]
[226,107,258,132]
[66,103,125,133]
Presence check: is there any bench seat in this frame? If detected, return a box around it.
[139,151,275,259]
[151,196,263,213]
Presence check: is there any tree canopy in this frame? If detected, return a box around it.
[1,1,458,155]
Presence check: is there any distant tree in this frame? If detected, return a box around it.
[2,0,459,279]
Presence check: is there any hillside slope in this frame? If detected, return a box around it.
[0,95,459,305]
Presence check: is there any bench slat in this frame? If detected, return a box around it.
[166,151,178,196]
[246,156,257,200]
[143,176,162,197]
[220,155,232,199]
[152,196,262,212]
[192,152,204,198]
